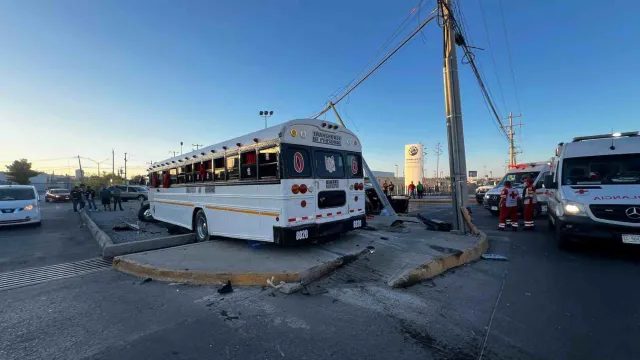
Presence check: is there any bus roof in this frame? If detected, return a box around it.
[150,119,360,169]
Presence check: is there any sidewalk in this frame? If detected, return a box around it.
[408,194,477,204]
[113,219,487,290]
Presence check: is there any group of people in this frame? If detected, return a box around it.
[498,177,537,231]
[407,181,425,199]
[381,180,395,195]
[70,184,124,212]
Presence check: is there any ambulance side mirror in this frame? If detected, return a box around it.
[544,174,556,189]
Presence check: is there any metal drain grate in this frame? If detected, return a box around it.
[0,257,112,292]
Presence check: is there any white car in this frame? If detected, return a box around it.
[0,185,42,227]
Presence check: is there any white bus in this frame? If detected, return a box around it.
[146,119,366,244]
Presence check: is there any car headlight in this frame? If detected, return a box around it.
[23,204,34,211]
[561,201,587,216]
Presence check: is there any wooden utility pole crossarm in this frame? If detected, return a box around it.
[502,112,523,166]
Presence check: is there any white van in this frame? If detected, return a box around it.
[545,132,640,248]
[483,162,552,217]
[0,185,42,227]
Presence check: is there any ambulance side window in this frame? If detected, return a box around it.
[538,172,549,189]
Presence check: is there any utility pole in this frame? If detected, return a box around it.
[192,144,203,151]
[124,153,128,182]
[502,112,523,166]
[441,0,469,233]
[434,142,442,184]
[77,155,83,180]
[112,149,115,176]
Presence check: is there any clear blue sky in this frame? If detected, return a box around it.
[1,0,638,178]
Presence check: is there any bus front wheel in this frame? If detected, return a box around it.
[194,209,210,242]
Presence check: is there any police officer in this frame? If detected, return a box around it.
[523,177,537,230]
[498,180,520,231]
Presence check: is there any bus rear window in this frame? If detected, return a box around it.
[286,147,311,177]
[315,150,344,178]
[346,154,363,178]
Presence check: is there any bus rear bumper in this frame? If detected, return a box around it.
[273,215,367,245]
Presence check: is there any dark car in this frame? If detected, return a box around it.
[45,188,71,202]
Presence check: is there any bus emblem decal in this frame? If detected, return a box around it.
[351,158,358,174]
[325,156,336,173]
[293,152,305,173]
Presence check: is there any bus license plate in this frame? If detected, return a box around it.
[622,234,640,244]
[326,180,339,189]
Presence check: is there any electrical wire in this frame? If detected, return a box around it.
[498,0,521,114]
[478,0,508,115]
[440,0,509,141]
[327,0,433,102]
[312,11,439,119]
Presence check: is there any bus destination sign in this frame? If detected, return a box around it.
[312,131,341,146]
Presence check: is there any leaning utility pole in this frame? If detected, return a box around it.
[77,155,83,180]
[441,0,469,233]
[502,112,522,166]
[124,153,128,182]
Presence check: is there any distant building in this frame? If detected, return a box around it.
[370,171,394,178]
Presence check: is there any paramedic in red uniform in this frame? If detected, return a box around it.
[498,180,519,231]
[523,177,537,230]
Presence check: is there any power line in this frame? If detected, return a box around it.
[313,10,439,118]
[478,0,508,115]
[327,0,433,102]
[498,0,521,113]
[439,0,509,141]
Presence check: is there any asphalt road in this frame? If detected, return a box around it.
[1,203,639,359]
[0,201,101,272]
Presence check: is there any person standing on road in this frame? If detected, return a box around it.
[111,186,124,211]
[388,181,395,195]
[100,186,111,211]
[382,180,389,195]
[498,180,519,231]
[417,181,424,199]
[85,186,97,212]
[71,186,81,212]
[78,183,86,211]
[408,181,415,199]
[523,178,537,230]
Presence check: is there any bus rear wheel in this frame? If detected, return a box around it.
[194,209,210,242]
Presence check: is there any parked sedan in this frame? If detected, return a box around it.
[107,185,148,202]
[45,188,71,202]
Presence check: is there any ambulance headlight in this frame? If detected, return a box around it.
[562,201,587,216]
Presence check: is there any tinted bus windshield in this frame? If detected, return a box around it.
[497,172,540,187]
[562,154,640,185]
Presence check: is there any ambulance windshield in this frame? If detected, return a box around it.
[562,154,640,185]
[497,172,540,187]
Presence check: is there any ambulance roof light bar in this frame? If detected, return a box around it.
[572,131,639,143]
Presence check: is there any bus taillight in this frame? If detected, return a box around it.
[299,184,308,194]
[291,184,300,194]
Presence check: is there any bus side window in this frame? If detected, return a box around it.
[171,168,178,185]
[227,154,240,181]
[214,157,225,181]
[241,151,257,180]
[259,147,279,179]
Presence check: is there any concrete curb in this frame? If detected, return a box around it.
[386,230,489,288]
[409,199,477,204]
[80,211,195,258]
[113,246,370,287]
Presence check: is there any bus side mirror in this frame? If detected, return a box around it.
[544,174,556,189]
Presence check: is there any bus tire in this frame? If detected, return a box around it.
[194,209,210,242]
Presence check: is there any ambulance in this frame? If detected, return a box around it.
[545,131,640,248]
[483,162,552,217]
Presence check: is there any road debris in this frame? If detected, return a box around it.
[481,254,508,261]
[217,280,233,294]
[301,285,328,296]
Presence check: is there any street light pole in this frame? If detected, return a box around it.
[259,110,274,129]
[180,142,183,155]
[395,164,398,178]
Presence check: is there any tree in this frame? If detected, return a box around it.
[5,159,39,185]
